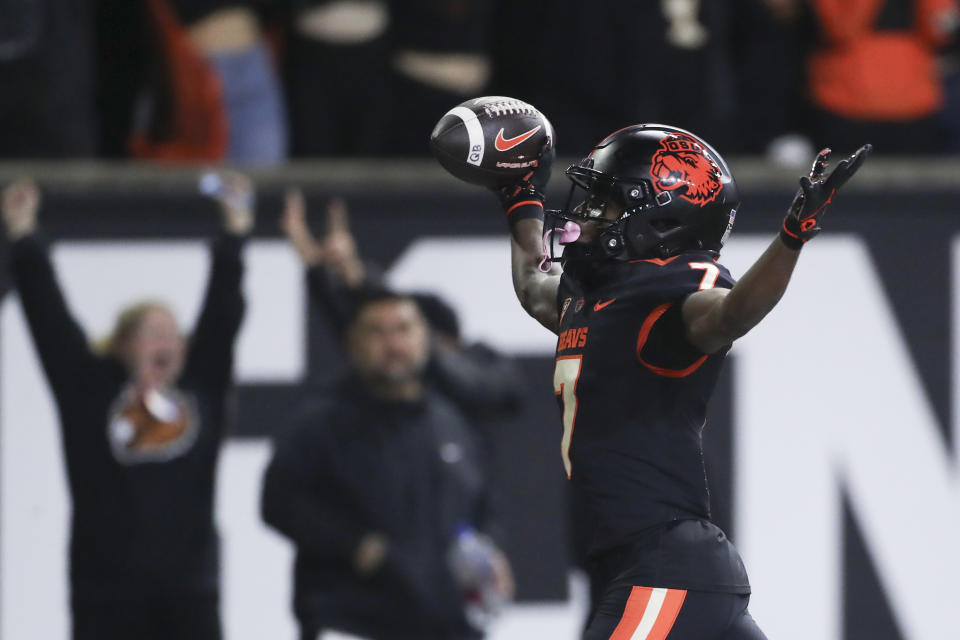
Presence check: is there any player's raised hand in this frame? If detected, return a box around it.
[495,137,555,210]
[780,144,872,249]
[1,179,40,240]
[281,188,324,267]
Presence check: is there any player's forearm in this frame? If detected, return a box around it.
[510,241,559,332]
[691,143,870,352]
[686,236,801,353]
[510,219,560,333]
[718,237,800,339]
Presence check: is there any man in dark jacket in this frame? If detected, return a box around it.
[280,190,523,428]
[261,289,513,640]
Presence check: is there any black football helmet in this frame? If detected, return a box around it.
[546,124,740,262]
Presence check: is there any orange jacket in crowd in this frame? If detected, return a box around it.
[809,0,958,121]
[129,0,228,162]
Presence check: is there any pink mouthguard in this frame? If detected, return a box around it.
[538,221,581,272]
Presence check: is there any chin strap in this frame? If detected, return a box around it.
[538,221,581,272]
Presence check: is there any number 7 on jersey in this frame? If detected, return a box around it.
[553,355,582,479]
[689,261,720,290]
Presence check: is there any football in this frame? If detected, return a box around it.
[430,96,554,189]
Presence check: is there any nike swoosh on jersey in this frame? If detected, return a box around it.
[495,125,542,152]
[594,298,616,311]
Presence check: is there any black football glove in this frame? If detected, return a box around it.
[494,139,555,222]
[779,143,872,250]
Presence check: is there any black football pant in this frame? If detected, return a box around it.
[583,587,767,640]
[72,593,221,640]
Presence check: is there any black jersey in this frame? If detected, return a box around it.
[554,251,749,592]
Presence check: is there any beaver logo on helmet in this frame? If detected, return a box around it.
[650,134,723,207]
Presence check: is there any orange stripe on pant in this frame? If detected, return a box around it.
[609,587,687,640]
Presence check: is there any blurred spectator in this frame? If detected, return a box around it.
[0,174,252,640]
[521,0,736,153]
[806,0,960,155]
[384,0,493,155]
[179,2,287,164]
[0,0,97,157]
[286,1,391,156]
[281,191,523,440]
[261,289,513,640]
[287,0,492,156]
[96,0,152,157]
[100,0,286,165]
[729,0,811,160]
[939,12,960,151]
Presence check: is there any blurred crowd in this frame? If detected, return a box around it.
[1,173,522,640]
[2,0,960,166]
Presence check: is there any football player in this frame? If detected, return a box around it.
[497,124,870,639]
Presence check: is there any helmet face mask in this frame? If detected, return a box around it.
[544,124,740,264]
[571,193,610,221]
[543,178,622,264]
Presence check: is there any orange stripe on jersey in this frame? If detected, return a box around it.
[635,303,708,378]
[629,256,680,266]
[609,587,687,640]
[608,587,654,640]
[647,589,686,639]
